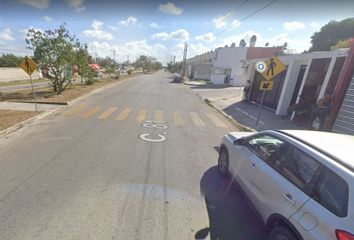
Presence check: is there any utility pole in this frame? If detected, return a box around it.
[181,42,188,79]
[112,50,116,66]
[173,55,176,64]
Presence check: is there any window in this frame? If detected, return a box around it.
[245,134,286,164]
[312,169,348,217]
[274,148,320,190]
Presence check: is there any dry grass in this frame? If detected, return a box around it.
[0,110,40,131]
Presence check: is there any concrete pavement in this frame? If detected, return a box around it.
[0,101,61,111]
[0,82,49,92]
[0,71,265,240]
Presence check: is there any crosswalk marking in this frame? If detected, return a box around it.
[189,112,205,127]
[116,108,132,121]
[206,112,227,128]
[173,112,184,126]
[154,110,164,123]
[98,107,117,120]
[63,105,85,117]
[82,106,101,118]
[135,109,148,123]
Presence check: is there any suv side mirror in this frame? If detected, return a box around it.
[234,138,245,145]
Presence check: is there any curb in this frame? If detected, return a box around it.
[0,106,65,138]
[8,100,68,105]
[204,98,255,132]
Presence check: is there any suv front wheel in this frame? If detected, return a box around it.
[268,226,298,240]
[218,148,229,178]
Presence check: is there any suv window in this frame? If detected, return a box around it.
[312,169,348,217]
[274,147,320,191]
[245,134,286,164]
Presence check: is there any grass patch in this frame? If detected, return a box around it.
[0,110,40,131]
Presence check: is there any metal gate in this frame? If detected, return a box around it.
[333,73,354,135]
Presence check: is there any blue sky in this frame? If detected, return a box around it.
[0,0,353,64]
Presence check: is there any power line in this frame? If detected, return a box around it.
[205,0,249,33]
[214,0,279,37]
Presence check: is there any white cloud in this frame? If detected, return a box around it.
[217,30,262,48]
[119,16,138,27]
[283,21,306,31]
[82,20,113,40]
[158,2,183,15]
[42,16,52,22]
[231,19,241,28]
[0,28,15,41]
[150,22,161,29]
[108,26,117,31]
[152,32,169,41]
[195,32,215,43]
[268,27,274,31]
[310,21,320,29]
[169,29,189,41]
[152,29,189,41]
[212,15,228,29]
[88,40,173,65]
[67,0,85,12]
[19,0,49,9]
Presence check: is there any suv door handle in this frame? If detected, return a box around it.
[250,162,256,168]
[282,193,296,205]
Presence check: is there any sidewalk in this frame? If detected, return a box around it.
[189,85,300,131]
[0,101,62,112]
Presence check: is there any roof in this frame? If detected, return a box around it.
[279,130,354,171]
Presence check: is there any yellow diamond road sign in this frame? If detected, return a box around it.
[20,56,37,76]
[260,56,285,81]
[260,80,274,91]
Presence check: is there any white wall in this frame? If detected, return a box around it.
[210,74,225,84]
[0,67,42,82]
[214,47,248,86]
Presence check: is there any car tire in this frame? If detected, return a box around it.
[268,226,298,240]
[218,148,229,178]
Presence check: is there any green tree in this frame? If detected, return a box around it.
[0,54,22,67]
[75,43,96,86]
[166,61,182,73]
[133,55,162,72]
[309,18,354,51]
[26,24,80,94]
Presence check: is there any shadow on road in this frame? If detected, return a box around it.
[198,166,266,240]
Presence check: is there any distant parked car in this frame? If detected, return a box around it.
[218,130,354,240]
[172,73,182,83]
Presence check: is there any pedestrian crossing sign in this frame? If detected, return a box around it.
[260,80,274,91]
[20,56,37,76]
[260,56,285,81]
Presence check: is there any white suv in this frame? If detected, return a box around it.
[218,130,354,240]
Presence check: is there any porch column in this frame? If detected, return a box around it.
[276,59,296,115]
[318,56,337,99]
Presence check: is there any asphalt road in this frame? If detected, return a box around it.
[0,70,265,240]
[0,82,49,92]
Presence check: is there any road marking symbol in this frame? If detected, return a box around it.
[139,133,166,142]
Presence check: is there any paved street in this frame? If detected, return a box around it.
[0,71,265,240]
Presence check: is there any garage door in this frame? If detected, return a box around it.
[333,73,354,135]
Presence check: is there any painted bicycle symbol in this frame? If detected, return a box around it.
[139,120,168,143]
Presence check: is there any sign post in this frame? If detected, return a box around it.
[254,56,285,128]
[20,56,38,112]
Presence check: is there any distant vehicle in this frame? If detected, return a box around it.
[172,73,182,83]
[218,130,354,240]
